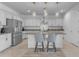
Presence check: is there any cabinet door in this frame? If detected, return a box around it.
[0,35,6,52]
[22,33,27,39]
[0,11,6,25]
[6,34,11,48]
[0,34,11,52]
[18,21,22,31]
[55,34,64,48]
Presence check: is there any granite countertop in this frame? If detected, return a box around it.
[22,31,65,35]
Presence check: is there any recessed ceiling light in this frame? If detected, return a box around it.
[56,12,59,17]
[60,9,64,13]
[27,9,31,13]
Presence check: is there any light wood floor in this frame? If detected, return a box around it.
[0,39,79,57]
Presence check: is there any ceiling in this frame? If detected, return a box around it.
[1,2,79,16]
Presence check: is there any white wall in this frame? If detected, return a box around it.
[0,3,18,15]
[23,15,63,27]
[0,3,22,21]
[64,4,79,47]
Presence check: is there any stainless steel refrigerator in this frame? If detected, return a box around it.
[6,18,22,46]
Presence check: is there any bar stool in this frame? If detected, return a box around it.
[34,32,44,52]
[47,33,56,52]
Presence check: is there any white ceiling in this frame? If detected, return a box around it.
[1,2,79,16]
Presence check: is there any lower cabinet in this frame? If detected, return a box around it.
[0,35,6,52]
[0,33,11,52]
[5,34,11,48]
[22,31,28,39]
[22,33,27,39]
[55,34,64,48]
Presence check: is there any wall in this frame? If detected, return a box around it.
[0,3,18,15]
[0,3,22,21]
[64,4,79,47]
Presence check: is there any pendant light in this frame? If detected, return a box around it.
[44,2,47,4]
[44,2,48,17]
[44,7,48,17]
[56,2,59,17]
[60,2,64,13]
[32,2,36,16]
[32,11,36,16]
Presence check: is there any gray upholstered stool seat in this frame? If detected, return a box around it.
[34,32,44,52]
[47,33,56,52]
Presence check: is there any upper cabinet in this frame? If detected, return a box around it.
[0,10,22,26]
[0,10,6,25]
[5,13,13,19]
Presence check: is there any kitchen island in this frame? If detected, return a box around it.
[27,31,64,48]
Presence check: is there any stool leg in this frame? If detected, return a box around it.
[47,42,49,52]
[53,42,56,52]
[34,42,38,52]
[42,42,44,52]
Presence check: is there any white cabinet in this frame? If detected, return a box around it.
[22,34,28,39]
[5,34,11,48]
[22,31,28,39]
[0,10,6,25]
[55,34,64,48]
[0,33,11,52]
[0,35,6,52]
[28,34,35,48]
[22,34,26,39]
